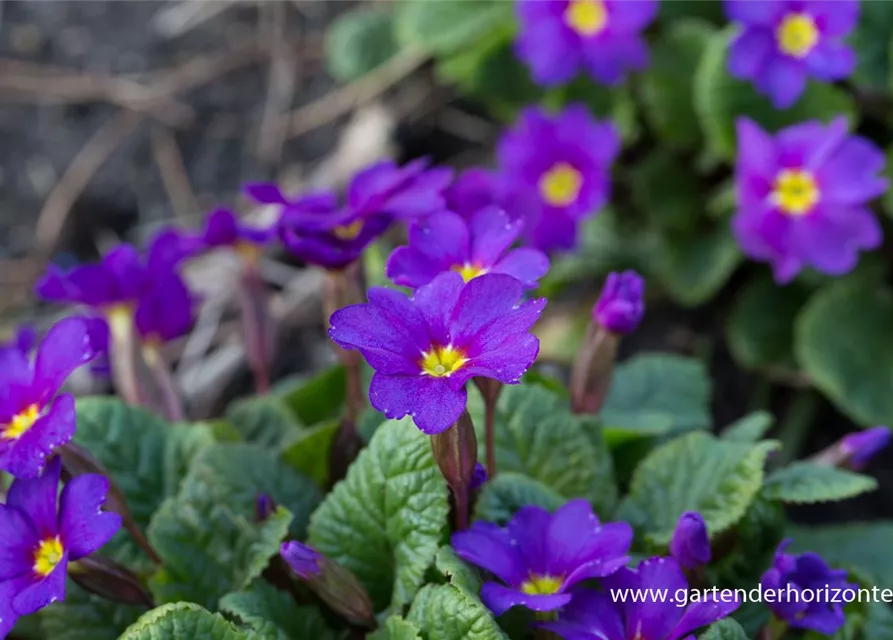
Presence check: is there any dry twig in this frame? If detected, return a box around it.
[151,128,201,221]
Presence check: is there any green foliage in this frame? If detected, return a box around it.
[700,618,750,640]
[278,366,347,427]
[721,412,774,443]
[219,582,334,640]
[630,150,703,234]
[406,584,509,640]
[39,581,145,640]
[393,0,513,56]
[788,521,893,587]
[434,546,483,598]
[850,2,893,91]
[326,9,399,82]
[280,420,340,486]
[307,417,450,613]
[369,617,424,640]
[762,463,878,504]
[226,396,301,449]
[474,472,566,524]
[119,602,256,640]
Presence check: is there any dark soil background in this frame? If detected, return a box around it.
[0,0,889,526]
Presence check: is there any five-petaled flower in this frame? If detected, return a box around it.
[498,105,620,253]
[732,117,887,283]
[450,499,632,616]
[726,0,859,108]
[0,317,102,479]
[0,457,121,637]
[761,539,857,635]
[515,0,658,87]
[328,272,544,434]
[386,207,550,289]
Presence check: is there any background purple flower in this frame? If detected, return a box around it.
[594,271,645,335]
[498,105,620,253]
[193,207,278,259]
[733,117,887,283]
[328,272,544,434]
[726,0,859,108]
[451,499,632,616]
[0,317,102,478]
[669,511,711,570]
[134,271,195,346]
[515,0,658,86]
[761,539,857,635]
[446,168,503,219]
[840,426,890,470]
[0,457,121,637]
[386,207,549,289]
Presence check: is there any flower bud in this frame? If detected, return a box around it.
[255,493,277,523]
[431,410,478,494]
[669,511,711,569]
[68,555,154,607]
[281,541,375,627]
[839,427,890,470]
[469,462,488,492]
[594,270,645,335]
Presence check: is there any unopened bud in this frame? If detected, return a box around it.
[469,462,488,492]
[594,270,645,335]
[68,555,154,607]
[669,511,711,570]
[281,541,375,627]
[255,493,277,522]
[813,426,891,470]
[431,410,478,493]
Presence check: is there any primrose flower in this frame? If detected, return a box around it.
[669,511,711,570]
[3,325,36,355]
[0,457,121,637]
[839,426,891,470]
[446,168,503,219]
[515,0,658,87]
[498,105,620,253]
[281,541,323,579]
[451,499,632,616]
[191,207,278,264]
[329,272,544,434]
[594,270,645,335]
[761,539,857,635]
[726,0,859,109]
[386,207,550,289]
[733,117,887,284]
[134,271,194,348]
[0,317,102,479]
[545,557,739,640]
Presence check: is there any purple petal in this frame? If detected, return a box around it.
[382,168,454,219]
[549,500,632,586]
[0,347,34,422]
[464,296,546,357]
[669,511,712,570]
[453,334,541,388]
[727,28,774,79]
[12,555,68,615]
[202,208,240,247]
[60,474,122,560]
[412,272,465,346]
[735,117,778,178]
[135,272,194,343]
[328,304,419,376]
[407,210,470,268]
[0,579,21,638]
[447,168,501,219]
[450,521,527,586]
[243,182,288,204]
[514,14,580,87]
[789,213,864,276]
[725,0,785,25]
[6,457,62,540]
[480,582,572,616]
[491,249,550,289]
[804,0,859,36]
[449,274,525,347]
[609,0,659,31]
[33,317,102,404]
[542,589,624,640]
[507,505,552,577]
[385,246,445,289]
[817,137,888,205]
[0,507,38,580]
[526,209,580,253]
[670,595,741,640]
[347,160,403,211]
[613,558,687,640]
[368,373,467,435]
[102,245,146,300]
[756,56,808,109]
[5,394,76,479]
[582,35,649,86]
[805,40,855,81]
[469,207,523,266]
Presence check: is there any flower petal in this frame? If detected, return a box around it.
[453,334,540,388]
[0,347,34,422]
[491,248,550,289]
[548,500,632,587]
[670,595,741,640]
[608,558,686,640]
[5,394,76,480]
[368,373,466,435]
[407,210,470,268]
[542,589,624,640]
[514,13,580,86]
[727,28,774,80]
[12,554,68,615]
[469,207,523,266]
[480,582,572,616]
[6,456,62,540]
[817,137,889,205]
[0,578,21,638]
[59,474,122,561]
[804,0,859,36]
[33,317,103,404]
[755,56,808,109]
[0,506,38,580]
[725,0,784,25]
[805,40,855,81]
[507,505,552,577]
[385,246,445,289]
[451,521,527,586]
[449,274,525,348]
[412,272,465,346]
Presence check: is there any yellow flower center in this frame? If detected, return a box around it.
[564,0,608,37]
[776,13,819,58]
[451,263,489,283]
[333,220,364,241]
[235,241,263,265]
[2,404,41,441]
[420,345,468,378]
[33,536,64,577]
[539,163,583,207]
[520,574,564,596]
[772,169,820,216]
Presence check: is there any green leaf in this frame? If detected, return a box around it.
[700,618,749,640]
[655,225,742,307]
[39,581,144,640]
[219,581,334,640]
[618,432,779,543]
[659,0,725,23]
[721,412,774,443]
[850,2,893,91]
[727,274,811,371]
[629,150,704,233]
[467,383,617,512]
[394,0,513,55]
[74,397,214,570]
[227,396,302,449]
[369,616,424,640]
[763,463,878,504]
[280,420,340,487]
[795,279,893,426]
[325,9,399,82]
[788,521,893,587]
[307,417,450,613]
[601,354,712,436]
[407,584,509,640]
[694,26,857,160]
[434,546,483,598]
[278,366,347,427]
[639,19,715,149]
[474,472,566,525]
[119,602,256,640]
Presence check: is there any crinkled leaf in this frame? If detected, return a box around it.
[694,27,857,160]
[788,521,893,587]
[119,602,256,640]
[700,618,749,640]
[226,396,302,449]
[280,420,340,487]
[39,580,144,640]
[307,417,450,613]
[434,546,483,599]
[763,463,878,504]
[326,9,399,82]
[394,0,513,55]
[407,584,509,640]
[369,616,424,640]
[219,581,334,640]
[655,225,742,307]
[467,383,617,513]
[473,472,566,525]
[278,365,347,427]
[618,432,779,544]
[850,2,893,91]
[721,412,774,443]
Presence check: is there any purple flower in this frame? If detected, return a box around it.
[515,0,658,87]
[726,0,859,109]
[545,557,739,640]
[0,457,121,637]
[669,511,711,570]
[761,539,857,635]
[134,272,194,346]
[469,462,489,492]
[733,117,887,284]
[193,208,278,263]
[451,499,632,616]
[446,168,503,219]
[594,271,645,335]
[840,426,891,470]
[0,317,102,479]
[386,207,550,289]
[281,541,323,579]
[498,106,620,253]
[329,272,545,434]
[3,325,37,355]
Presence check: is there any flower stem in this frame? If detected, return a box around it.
[106,307,147,406]
[143,344,184,421]
[239,263,272,395]
[474,378,502,478]
[570,324,618,414]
